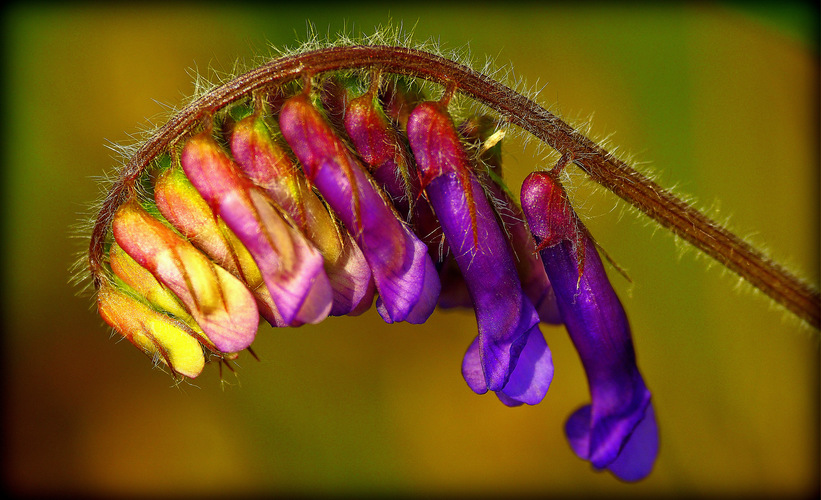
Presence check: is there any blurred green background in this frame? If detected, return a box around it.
[4,3,819,497]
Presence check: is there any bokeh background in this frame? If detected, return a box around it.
[4,3,819,497]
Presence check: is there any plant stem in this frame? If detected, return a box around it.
[89,45,820,328]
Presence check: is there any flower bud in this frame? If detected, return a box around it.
[112,199,259,353]
[97,280,206,378]
[154,161,283,326]
[109,242,217,352]
[344,89,449,267]
[279,93,440,324]
[229,114,375,316]
[344,92,413,211]
[181,132,333,326]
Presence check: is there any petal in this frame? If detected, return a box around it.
[408,101,553,393]
[279,93,439,324]
[522,171,658,476]
[495,326,553,406]
[229,114,374,316]
[461,324,553,406]
[605,402,659,481]
[460,335,488,395]
[565,402,658,481]
[181,132,333,326]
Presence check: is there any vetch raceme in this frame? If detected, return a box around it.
[81,38,819,483]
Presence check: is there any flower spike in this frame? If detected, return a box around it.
[521,171,658,481]
[278,92,440,324]
[408,101,553,403]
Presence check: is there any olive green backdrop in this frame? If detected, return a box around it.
[4,3,819,497]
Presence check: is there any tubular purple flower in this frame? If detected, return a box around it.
[278,92,440,324]
[181,132,334,326]
[458,116,560,325]
[229,114,375,316]
[407,100,552,402]
[521,170,658,481]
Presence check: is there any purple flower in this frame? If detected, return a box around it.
[278,93,440,324]
[521,170,658,481]
[408,101,553,404]
[458,116,560,325]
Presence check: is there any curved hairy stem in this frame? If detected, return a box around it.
[89,45,820,328]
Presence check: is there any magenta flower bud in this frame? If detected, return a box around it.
[521,171,658,481]
[112,200,258,353]
[344,92,414,216]
[407,101,553,403]
[229,114,375,316]
[279,93,440,324]
[345,89,449,266]
[181,132,333,326]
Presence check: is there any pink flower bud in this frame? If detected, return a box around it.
[181,132,333,326]
[112,199,258,353]
[229,115,375,316]
[153,162,284,326]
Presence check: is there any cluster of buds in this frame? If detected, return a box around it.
[95,75,658,480]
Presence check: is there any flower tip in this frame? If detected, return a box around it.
[565,400,659,482]
[521,171,576,247]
